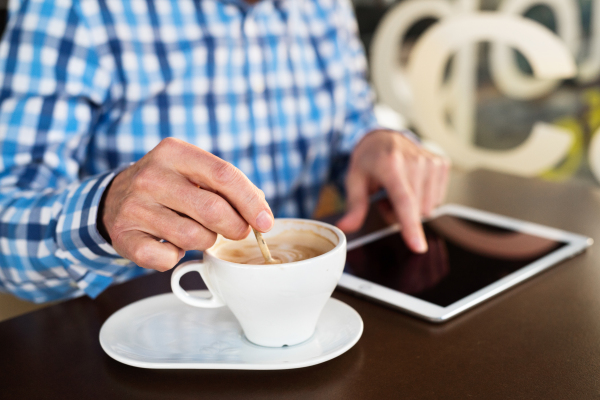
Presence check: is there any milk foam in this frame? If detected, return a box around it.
[212,229,336,265]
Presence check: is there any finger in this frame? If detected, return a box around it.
[114,230,184,272]
[205,160,274,233]
[336,170,370,233]
[422,156,442,216]
[154,175,251,240]
[382,156,428,253]
[437,157,451,207]
[408,153,426,216]
[157,138,274,232]
[134,203,220,251]
[376,200,398,226]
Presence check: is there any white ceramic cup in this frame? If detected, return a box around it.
[170,219,347,347]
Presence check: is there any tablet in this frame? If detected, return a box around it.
[338,204,593,323]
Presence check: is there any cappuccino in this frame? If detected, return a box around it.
[213,229,335,265]
[171,218,347,347]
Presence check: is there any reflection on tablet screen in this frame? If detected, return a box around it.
[344,215,567,307]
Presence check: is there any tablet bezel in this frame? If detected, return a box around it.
[338,204,593,323]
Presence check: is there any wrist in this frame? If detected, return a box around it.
[96,162,136,244]
[97,176,115,244]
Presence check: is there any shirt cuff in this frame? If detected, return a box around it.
[55,165,135,298]
[340,109,422,156]
[338,110,382,155]
[331,117,423,197]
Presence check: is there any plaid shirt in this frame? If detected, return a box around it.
[0,0,379,303]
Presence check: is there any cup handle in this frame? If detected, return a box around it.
[171,260,226,308]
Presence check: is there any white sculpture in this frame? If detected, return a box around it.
[589,129,600,182]
[370,0,600,181]
[490,0,600,87]
[371,0,479,143]
[578,0,600,84]
[407,13,576,176]
[370,0,455,122]
[489,0,580,100]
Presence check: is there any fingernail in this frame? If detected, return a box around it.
[412,237,428,253]
[256,210,274,232]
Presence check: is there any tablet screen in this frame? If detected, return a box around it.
[344,215,567,307]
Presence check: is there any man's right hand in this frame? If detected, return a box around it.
[98,137,274,272]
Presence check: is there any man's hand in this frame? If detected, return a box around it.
[337,130,450,253]
[98,137,274,271]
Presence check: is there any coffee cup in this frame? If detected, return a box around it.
[170,219,347,347]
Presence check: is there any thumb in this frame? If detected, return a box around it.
[336,171,370,233]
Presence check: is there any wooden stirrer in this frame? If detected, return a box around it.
[252,228,281,264]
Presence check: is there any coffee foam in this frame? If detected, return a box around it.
[212,229,336,265]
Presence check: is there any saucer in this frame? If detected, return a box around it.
[99,291,363,370]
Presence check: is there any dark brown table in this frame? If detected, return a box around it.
[2,170,600,399]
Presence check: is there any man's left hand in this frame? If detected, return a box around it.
[336,130,451,253]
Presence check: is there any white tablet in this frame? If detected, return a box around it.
[338,204,593,323]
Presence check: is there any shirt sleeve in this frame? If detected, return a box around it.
[0,0,137,303]
[331,0,380,156]
[327,0,421,188]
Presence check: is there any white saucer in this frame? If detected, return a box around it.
[99,291,363,370]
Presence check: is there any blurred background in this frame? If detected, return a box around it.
[356,0,600,185]
[1,0,599,319]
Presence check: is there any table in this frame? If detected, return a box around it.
[2,170,600,399]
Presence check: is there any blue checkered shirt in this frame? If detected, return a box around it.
[0,0,380,303]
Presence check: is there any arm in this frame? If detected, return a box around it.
[0,0,128,302]
[326,0,381,183]
[329,0,451,252]
[0,1,275,303]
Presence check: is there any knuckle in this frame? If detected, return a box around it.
[429,154,443,168]
[131,242,178,272]
[197,231,217,250]
[132,242,156,269]
[442,157,452,170]
[211,161,240,186]
[413,155,427,171]
[378,152,401,175]
[157,137,183,152]
[391,152,406,168]
[382,154,405,179]
[177,224,204,250]
[230,223,250,241]
[131,167,157,192]
[199,196,225,225]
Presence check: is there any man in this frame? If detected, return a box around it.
[0,0,449,303]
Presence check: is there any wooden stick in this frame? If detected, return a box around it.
[252,228,280,264]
